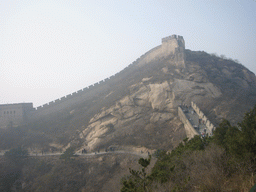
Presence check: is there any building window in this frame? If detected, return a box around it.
[14,111,15,114]
[7,111,9,114]
[4,111,5,114]
[10,111,12,114]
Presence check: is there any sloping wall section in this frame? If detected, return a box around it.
[138,34,185,67]
[30,80,111,119]
[0,35,187,127]
[178,106,199,139]
[191,102,215,134]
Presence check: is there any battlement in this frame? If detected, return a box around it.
[0,35,187,127]
[191,102,215,134]
[162,35,184,44]
[137,34,186,67]
[161,34,185,49]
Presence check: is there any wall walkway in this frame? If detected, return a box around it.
[178,102,215,139]
[178,106,198,139]
[191,102,215,135]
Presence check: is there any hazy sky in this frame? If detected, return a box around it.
[1,0,255,107]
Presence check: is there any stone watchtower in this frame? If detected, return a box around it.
[161,35,186,67]
[161,35,185,56]
[0,103,34,128]
[138,34,186,68]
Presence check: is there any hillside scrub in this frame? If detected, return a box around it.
[0,147,28,191]
[121,156,152,192]
[121,105,256,191]
[0,105,255,191]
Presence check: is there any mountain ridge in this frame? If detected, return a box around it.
[0,35,256,154]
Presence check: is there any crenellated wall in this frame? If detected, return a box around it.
[138,34,185,67]
[162,34,185,46]
[0,46,147,125]
[1,35,186,127]
[29,36,179,117]
[161,35,185,57]
[30,79,111,119]
[178,106,199,139]
[191,102,215,134]
[28,57,141,119]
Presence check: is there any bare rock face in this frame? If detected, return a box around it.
[148,82,171,110]
[172,79,222,104]
[79,72,224,151]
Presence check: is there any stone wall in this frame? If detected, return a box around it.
[28,55,141,119]
[174,47,186,67]
[191,102,215,134]
[1,35,186,126]
[0,52,140,125]
[138,35,185,67]
[0,103,33,128]
[30,81,111,119]
[178,106,199,139]
[161,35,185,57]
[30,35,185,119]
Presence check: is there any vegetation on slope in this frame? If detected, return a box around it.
[0,149,144,192]
[0,147,28,191]
[121,105,256,191]
[0,106,255,192]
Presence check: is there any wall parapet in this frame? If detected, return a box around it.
[32,57,140,113]
[162,34,184,43]
[178,107,199,139]
[4,35,186,121]
[191,102,215,134]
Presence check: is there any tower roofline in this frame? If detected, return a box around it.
[162,34,184,43]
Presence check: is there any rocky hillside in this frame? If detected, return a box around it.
[1,35,255,154]
[74,48,256,153]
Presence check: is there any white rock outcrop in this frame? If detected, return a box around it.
[80,78,222,151]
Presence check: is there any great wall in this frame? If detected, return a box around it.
[137,34,185,67]
[178,102,215,139]
[0,50,141,128]
[0,34,188,129]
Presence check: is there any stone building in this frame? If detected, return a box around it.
[0,103,34,128]
[138,34,186,67]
